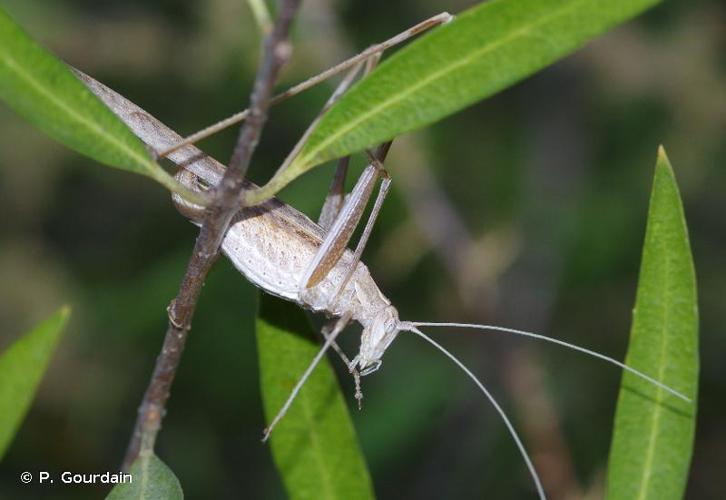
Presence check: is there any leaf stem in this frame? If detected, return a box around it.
[122,0,301,470]
[247,0,273,34]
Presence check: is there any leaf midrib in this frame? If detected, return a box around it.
[298,0,588,167]
[0,49,152,171]
[299,374,337,500]
[635,224,672,500]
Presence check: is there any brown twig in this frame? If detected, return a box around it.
[122,0,301,470]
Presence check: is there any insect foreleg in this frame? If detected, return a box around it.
[262,312,353,441]
[319,319,364,409]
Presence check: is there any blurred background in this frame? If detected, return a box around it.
[0,0,724,498]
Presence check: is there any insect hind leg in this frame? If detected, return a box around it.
[318,156,350,231]
[318,51,385,231]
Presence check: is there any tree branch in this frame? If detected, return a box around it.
[123,0,301,469]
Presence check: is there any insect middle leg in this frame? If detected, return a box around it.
[319,317,364,408]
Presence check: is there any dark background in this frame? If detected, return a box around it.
[0,0,724,498]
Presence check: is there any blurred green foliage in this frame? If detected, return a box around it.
[0,0,724,499]
[0,307,69,459]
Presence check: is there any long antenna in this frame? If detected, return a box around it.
[404,325,547,500]
[409,321,690,402]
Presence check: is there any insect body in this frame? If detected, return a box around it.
[78,55,689,500]
[173,162,402,377]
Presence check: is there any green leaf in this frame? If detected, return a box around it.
[256,295,374,500]
[0,306,70,459]
[107,452,183,500]
[606,147,699,499]
[0,8,204,204]
[253,0,661,199]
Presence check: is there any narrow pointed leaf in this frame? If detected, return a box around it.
[606,147,699,499]
[0,8,204,204]
[258,0,661,197]
[0,306,70,459]
[257,295,374,500]
[106,452,183,500]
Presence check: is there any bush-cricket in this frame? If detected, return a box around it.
[75,15,691,499]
